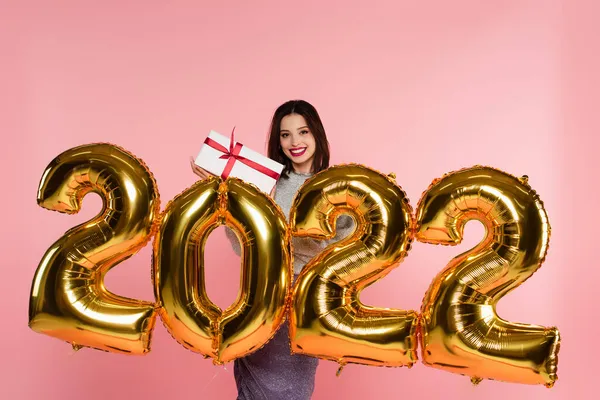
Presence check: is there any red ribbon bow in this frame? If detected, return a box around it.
[203,128,281,181]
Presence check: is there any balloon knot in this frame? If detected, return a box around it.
[470,376,483,386]
[212,359,224,366]
[71,343,83,351]
[336,362,346,377]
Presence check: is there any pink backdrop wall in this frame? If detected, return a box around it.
[2,1,597,398]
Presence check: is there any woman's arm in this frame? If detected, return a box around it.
[223,185,276,257]
[224,227,242,256]
[333,214,355,241]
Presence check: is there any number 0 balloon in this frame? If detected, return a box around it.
[153,177,292,364]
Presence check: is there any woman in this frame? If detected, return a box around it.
[191,100,353,399]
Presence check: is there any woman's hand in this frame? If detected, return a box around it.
[190,156,213,180]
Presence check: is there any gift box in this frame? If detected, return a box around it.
[194,129,284,194]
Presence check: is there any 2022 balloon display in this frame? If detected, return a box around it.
[29,143,560,388]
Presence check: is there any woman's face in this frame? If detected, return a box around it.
[279,114,316,174]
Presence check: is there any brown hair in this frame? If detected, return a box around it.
[267,100,330,179]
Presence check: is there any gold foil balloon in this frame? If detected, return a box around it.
[29,143,161,354]
[416,166,560,387]
[154,177,292,364]
[289,164,418,369]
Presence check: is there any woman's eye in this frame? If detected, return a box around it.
[300,130,309,135]
[281,133,289,138]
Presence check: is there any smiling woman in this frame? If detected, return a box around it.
[191,99,354,400]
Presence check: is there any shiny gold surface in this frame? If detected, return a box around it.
[29,143,161,354]
[289,164,418,368]
[416,166,560,387]
[154,177,292,364]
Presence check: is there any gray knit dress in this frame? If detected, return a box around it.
[225,170,354,400]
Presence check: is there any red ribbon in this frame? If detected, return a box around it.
[203,128,281,181]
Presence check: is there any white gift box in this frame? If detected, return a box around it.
[194,130,284,194]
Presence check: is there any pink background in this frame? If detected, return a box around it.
[1,0,597,399]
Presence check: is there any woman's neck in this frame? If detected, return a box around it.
[290,169,312,176]
[291,162,313,175]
